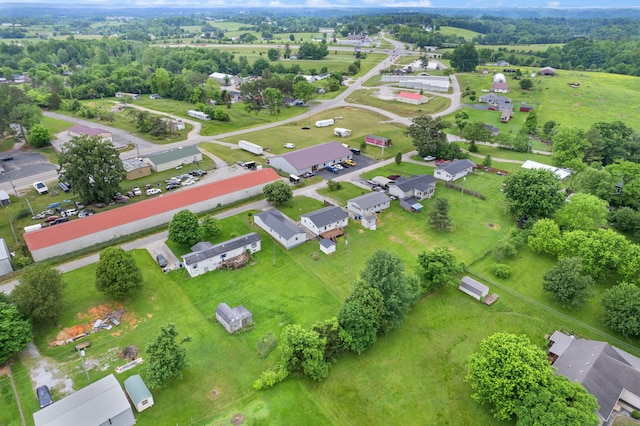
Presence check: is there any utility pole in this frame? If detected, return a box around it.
[77,349,91,384]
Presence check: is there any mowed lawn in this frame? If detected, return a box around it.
[220,107,414,159]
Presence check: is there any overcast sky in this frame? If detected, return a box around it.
[0,0,639,8]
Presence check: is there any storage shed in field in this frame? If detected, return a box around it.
[458,276,489,301]
[216,303,253,334]
[124,374,154,413]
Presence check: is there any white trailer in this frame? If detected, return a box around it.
[188,110,211,121]
[315,119,335,128]
[238,140,263,155]
[333,128,352,137]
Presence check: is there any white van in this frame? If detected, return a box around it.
[289,174,301,184]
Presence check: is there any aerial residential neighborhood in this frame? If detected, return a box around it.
[2,4,640,426]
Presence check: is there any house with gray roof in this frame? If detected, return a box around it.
[300,206,349,236]
[268,142,352,176]
[33,374,135,426]
[254,209,307,249]
[216,303,253,334]
[549,330,640,423]
[182,233,261,278]
[388,175,436,200]
[145,146,203,172]
[434,159,475,182]
[458,276,489,301]
[347,192,390,217]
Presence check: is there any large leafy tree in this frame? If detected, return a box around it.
[0,301,33,363]
[168,210,203,246]
[602,282,640,337]
[554,193,609,231]
[263,180,293,206]
[514,375,599,426]
[527,218,562,256]
[577,166,616,203]
[416,247,463,294]
[58,135,126,204]
[292,80,316,103]
[450,43,479,72]
[551,127,589,167]
[466,333,554,421]
[543,257,594,308]
[559,228,630,281]
[503,168,564,221]
[338,280,384,354]
[262,87,283,118]
[405,116,451,159]
[278,324,329,381]
[27,123,51,148]
[95,247,143,300]
[12,263,64,324]
[145,323,191,389]
[360,250,418,334]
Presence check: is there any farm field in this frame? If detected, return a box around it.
[438,26,482,41]
[454,68,640,130]
[220,107,414,159]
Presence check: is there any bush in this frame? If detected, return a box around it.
[632,411,640,419]
[492,263,512,279]
[253,368,287,390]
[255,333,278,358]
[14,208,32,220]
[327,180,342,191]
[493,241,517,262]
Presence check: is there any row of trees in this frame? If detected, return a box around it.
[254,248,463,389]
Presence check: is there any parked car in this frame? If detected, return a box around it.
[156,254,167,268]
[345,159,356,166]
[190,170,207,176]
[50,217,69,225]
[423,156,436,161]
[0,154,14,161]
[166,183,180,191]
[37,386,53,408]
[326,166,338,174]
[181,179,196,186]
[132,187,142,196]
[302,172,316,178]
[74,201,85,209]
[333,163,343,170]
[114,195,129,203]
[496,171,506,176]
[284,143,295,149]
[93,203,106,208]
[32,213,47,220]
[350,148,361,155]
[33,181,48,195]
[146,188,161,196]
[44,216,59,223]
[78,209,94,218]
[58,182,70,193]
[126,191,134,198]
[65,208,78,216]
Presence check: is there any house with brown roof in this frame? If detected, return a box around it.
[268,142,352,176]
[24,169,280,261]
[68,125,113,142]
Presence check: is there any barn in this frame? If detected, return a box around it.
[458,276,489,301]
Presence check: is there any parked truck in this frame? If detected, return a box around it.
[238,140,263,155]
[315,119,335,128]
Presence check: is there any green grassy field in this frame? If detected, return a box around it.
[220,107,414,159]
[438,26,482,40]
[345,89,451,118]
[454,68,640,130]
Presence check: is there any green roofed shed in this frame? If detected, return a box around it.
[124,374,154,413]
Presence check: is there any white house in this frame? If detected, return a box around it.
[388,175,436,199]
[347,192,390,217]
[208,72,242,86]
[521,160,571,180]
[434,159,475,182]
[182,233,261,278]
[300,206,349,236]
[33,374,135,426]
[254,209,307,250]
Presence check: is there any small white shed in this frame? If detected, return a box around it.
[0,190,10,206]
[458,276,489,301]
[124,374,154,413]
[320,238,336,255]
[362,215,377,230]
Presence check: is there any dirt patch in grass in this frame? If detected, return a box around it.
[231,413,245,425]
[487,222,500,230]
[573,102,581,106]
[404,230,423,241]
[388,235,402,244]
[77,302,124,321]
[55,324,91,341]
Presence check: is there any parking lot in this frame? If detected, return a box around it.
[314,154,378,180]
[0,149,58,185]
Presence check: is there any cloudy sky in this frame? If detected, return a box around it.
[0,0,638,7]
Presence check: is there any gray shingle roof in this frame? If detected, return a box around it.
[348,192,390,210]
[216,303,252,325]
[255,209,305,239]
[393,175,436,192]
[147,146,201,166]
[302,206,348,228]
[437,159,475,176]
[552,331,640,421]
[183,233,260,266]
[274,142,351,170]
